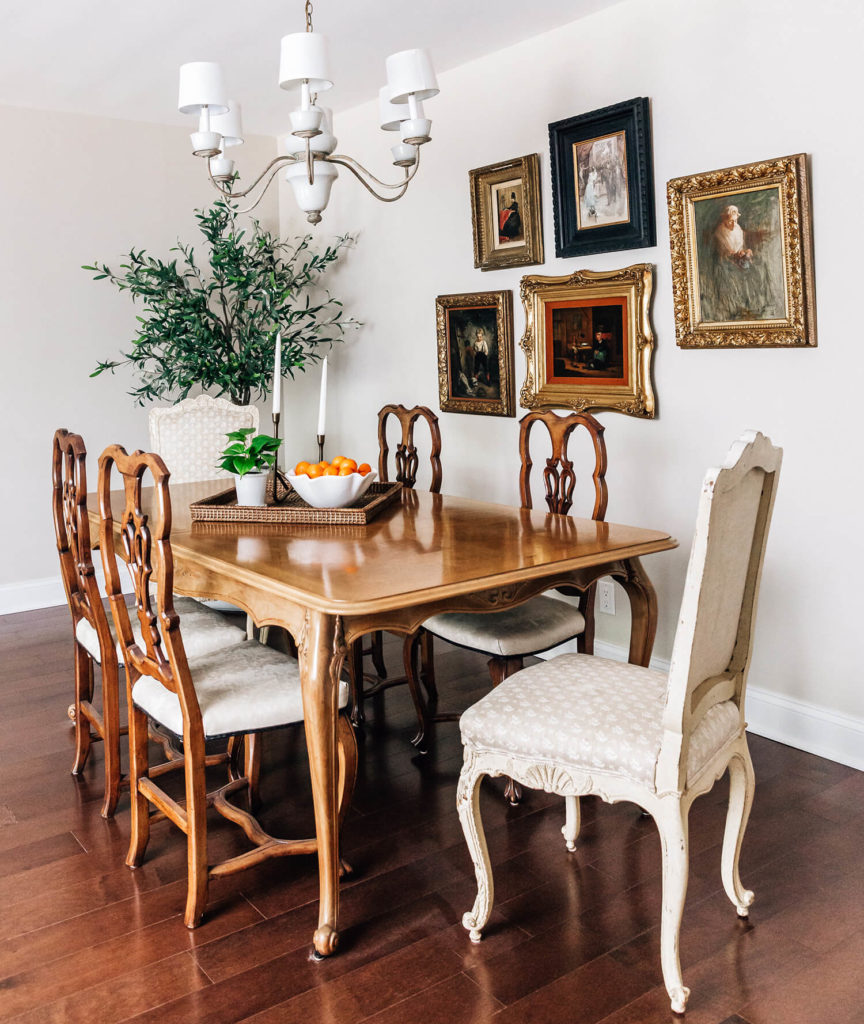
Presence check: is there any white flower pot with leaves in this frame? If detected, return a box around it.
[218,428,282,508]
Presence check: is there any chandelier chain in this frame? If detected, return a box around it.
[305,0,314,32]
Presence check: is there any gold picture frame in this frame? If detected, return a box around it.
[519,265,655,418]
[437,290,515,417]
[667,152,816,348]
[469,154,544,272]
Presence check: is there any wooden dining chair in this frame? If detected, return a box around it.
[405,410,607,780]
[52,429,248,817]
[98,443,358,928]
[347,403,442,725]
[457,431,782,1013]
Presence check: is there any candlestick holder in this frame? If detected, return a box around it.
[317,433,325,462]
[269,412,291,504]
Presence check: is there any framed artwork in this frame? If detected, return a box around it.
[519,265,655,418]
[436,290,515,416]
[667,152,816,347]
[469,154,544,271]
[549,97,655,259]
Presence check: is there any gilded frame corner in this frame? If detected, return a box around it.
[437,290,515,417]
[519,265,656,419]
[667,152,816,348]
[469,154,544,272]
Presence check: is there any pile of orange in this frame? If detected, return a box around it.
[293,455,372,479]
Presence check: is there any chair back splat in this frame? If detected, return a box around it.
[377,404,442,493]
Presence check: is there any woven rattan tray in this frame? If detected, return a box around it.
[189,480,403,525]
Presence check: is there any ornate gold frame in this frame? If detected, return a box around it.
[469,154,544,272]
[667,153,816,348]
[519,265,655,419]
[437,290,515,417]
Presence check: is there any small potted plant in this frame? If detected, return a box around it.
[218,428,282,506]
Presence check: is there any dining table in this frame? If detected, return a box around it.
[88,479,677,958]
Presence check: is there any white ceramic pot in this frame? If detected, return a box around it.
[234,471,268,507]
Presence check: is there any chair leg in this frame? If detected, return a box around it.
[336,714,359,828]
[125,702,151,869]
[457,757,493,943]
[100,658,123,819]
[655,798,691,1015]
[245,733,262,812]
[183,730,210,930]
[722,745,756,917]
[562,795,581,851]
[488,656,524,805]
[404,632,430,751]
[348,640,365,727]
[370,631,387,679]
[71,644,93,776]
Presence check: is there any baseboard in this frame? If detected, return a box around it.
[0,565,132,617]
[542,639,864,773]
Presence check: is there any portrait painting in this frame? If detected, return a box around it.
[574,131,630,230]
[520,266,655,419]
[549,98,655,258]
[437,291,515,416]
[469,155,543,271]
[668,153,816,347]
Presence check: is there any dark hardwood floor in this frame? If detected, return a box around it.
[1,605,863,1023]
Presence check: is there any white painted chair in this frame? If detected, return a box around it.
[148,394,259,485]
[456,431,782,1014]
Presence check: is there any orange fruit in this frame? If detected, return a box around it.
[324,464,340,476]
[331,455,347,467]
[317,460,330,470]
[294,460,311,476]
[338,464,354,476]
[306,464,323,479]
[340,458,358,472]
[358,463,372,475]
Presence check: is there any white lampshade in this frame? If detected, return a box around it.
[385,49,438,104]
[378,86,410,131]
[210,101,244,147]
[178,62,229,115]
[279,32,333,92]
[285,160,338,223]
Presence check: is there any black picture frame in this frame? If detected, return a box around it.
[549,97,655,259]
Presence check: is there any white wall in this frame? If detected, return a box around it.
[0,105,277,600]
[277,0,863,755]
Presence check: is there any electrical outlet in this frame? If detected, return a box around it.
[598,580,616,615]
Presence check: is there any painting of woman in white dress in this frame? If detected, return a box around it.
[694,188,787,323]
[574,131,629,230]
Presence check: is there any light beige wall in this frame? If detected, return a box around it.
[0,105,276,589]
[277,0,863,727]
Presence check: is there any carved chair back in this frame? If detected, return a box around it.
[98,445,202,735]
[148,395,259,484]
[656,431,782,793]
[52,429,114,647]
[518,410,608,520]
[377,404,442,493]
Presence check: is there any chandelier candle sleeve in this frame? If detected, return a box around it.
[317,356,327,435]
[273,332,282,417]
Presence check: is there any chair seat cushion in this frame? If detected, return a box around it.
[459,653,741,790]
[132,640,350,739]
[75,597,246,666]
[424,596,586,658]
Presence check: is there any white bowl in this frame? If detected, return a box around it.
[286,470,377,509]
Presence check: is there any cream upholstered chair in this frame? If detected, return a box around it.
[456,431,782,1014]
[52,429,247,817]
[148,394,259,484]
[98,443,357,928]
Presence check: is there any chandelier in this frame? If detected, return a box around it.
[177,0,439,224]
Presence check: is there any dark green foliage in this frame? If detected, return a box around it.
[85,196,357,406]
[217,428,282,477]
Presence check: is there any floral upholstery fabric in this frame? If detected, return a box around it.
[424,596,585,657]
[459,653,741,790]
[132,640,350,739]
[75,597,246,666]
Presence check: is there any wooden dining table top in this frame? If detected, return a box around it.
[88,479,678,618]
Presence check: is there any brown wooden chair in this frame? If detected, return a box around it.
[97,443,358,928]
[347,404,442,726]
[406,410,608,789]
[52,429,247,817]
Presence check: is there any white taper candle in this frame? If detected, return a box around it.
[272,332,282,417]
[317,356,328,435]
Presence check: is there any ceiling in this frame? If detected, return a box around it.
[0,0,623,135]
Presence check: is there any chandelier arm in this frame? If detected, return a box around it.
[206,154,301,200]
[325,147,421,193]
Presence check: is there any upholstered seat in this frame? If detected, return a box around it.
[460,654,741,788]
[425,596,585,660]
[75,597,246,666]
[133,640,350,739]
